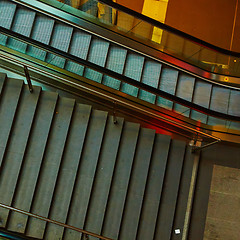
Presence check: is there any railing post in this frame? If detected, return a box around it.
[23,66,33,93]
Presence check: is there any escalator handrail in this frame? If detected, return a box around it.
[100,0,240,58]
[1,25,239,122]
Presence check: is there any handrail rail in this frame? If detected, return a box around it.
[0,203,113,240]
[100,0,240,58]
[0,51,222,143]
[0,26,239,122]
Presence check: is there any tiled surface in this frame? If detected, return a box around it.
[204,165,240,240]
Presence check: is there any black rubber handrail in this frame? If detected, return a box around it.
[100,0,240,58]
[1,26,239,122]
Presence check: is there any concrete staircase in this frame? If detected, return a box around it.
[0,72,194,240]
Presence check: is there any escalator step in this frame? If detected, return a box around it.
[0,0,17,45]
[121,53,144,97]
[7,7,36,53]
[157,67,178,110]
[27,15,55,61]
[191,80,212,123]
[139,60,162,104]
[46,23,73,68]
[228,89,240,117]
[84,38,110,83]
[210,86,230,114]
[65,30,92,76]
[174,73,195,117]
[103,45,127,90]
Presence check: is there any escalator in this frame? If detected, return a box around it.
[0,0,240,135]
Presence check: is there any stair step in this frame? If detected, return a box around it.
[171,148,195,240]
[0,73,198,240]
[83,116,124,236]
[118,128,155,240]
[137,134,171,240]
[44,103,92,240]
[101,121,140,240]
[7,91,58,234]
[64,109,108,240]
[26,97,75,239]
[0,78,23,168]
[0,84,41,228]
[154,140,186,240]
[0,73,6,95]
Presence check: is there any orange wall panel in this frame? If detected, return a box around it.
[116,0,144,13]
[165,0,237,50]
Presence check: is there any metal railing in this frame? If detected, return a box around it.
[0,49,223,149]
[0,203,113,240]
[1,25,240,144]
[0,26,239,122]
[33,0,240,79]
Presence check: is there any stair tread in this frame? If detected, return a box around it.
[118,128,156,240]
[154,140,186,240]
[0,85,41,228]
[64,109,108,240]
[26,97,75,239]
[0,78,23,167]
[83,116,124,236]
[101,121,140,239]
[44,103,92,240]
[7,91,58,234]
[137,134,171,240]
